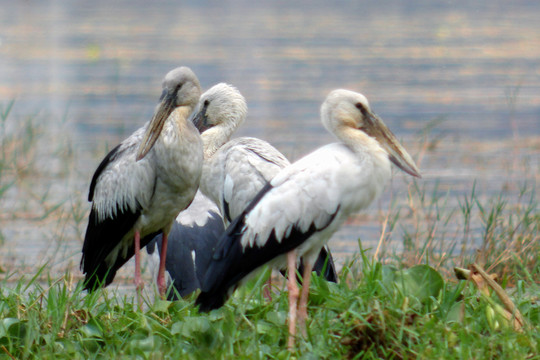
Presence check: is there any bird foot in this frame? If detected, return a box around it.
[263,281,273,301]
[135,280,144,311]
[157,274,167,299]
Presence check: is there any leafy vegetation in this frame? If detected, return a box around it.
[1,254,538,359]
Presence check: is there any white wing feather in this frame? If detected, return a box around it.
[200,137,289,224]
[242,143,387,251]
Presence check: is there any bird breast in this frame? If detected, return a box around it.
[153,110,203,190]
[139,110,203,232]
[241,143,391,251]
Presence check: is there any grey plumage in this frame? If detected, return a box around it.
[81,66,203,294]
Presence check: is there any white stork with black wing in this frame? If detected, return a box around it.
[196,89,421,348]
[81,67,203,305]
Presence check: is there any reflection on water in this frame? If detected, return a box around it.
[0,1,538,282]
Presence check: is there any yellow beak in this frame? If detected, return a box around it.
[364,111,421,178]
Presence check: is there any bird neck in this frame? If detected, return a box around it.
[338,125,389,166]
[201,123,236,159]
[169,106,193,130]
[160,105,200,148]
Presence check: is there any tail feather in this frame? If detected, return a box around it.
[195,215,248,312]
[195,217,333,312]
[311,245,338,283]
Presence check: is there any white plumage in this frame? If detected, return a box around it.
[81,67,203,302]
[196,89,421,348]
[201,136,289,225]
[242,141,388,255]
[192,83,337,277]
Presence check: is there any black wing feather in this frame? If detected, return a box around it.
[82,144,157,290]
[222,197,232,223]
[147,210,225,300]
[82,203,137,290]
[299,245,338,283]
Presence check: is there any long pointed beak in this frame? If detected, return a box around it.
[191,109,208,133]
[365,113,421,178]
[191,102,210,134]
[136,91,176,161]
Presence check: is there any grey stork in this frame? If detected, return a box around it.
[80,66,203,306]
[195,89,421,349]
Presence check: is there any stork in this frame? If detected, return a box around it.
[81,66,203,306]
[192,84,337,279]
[195,89,421,349]
[147,83,336,300]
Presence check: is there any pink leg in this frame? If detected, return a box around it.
[157,231,169,298]
[287,251,299,351]
[298,260,313,335]
[263,276,273,301]
[134,230,144,310]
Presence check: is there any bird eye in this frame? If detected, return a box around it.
[355,103,368,117]
[175,83,183,93]
[204,99,210,107]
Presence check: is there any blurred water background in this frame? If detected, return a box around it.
[0,0,538,285]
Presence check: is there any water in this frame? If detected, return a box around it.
[0,0,538,286]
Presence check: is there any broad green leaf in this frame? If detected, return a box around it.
[171,321,183,336]
[266,310,287,326]
[446,302,466,323]
[79,323,102,339]
[129,334,156,352]
[381,264,398,284]
[256,319,273,334]
[152,299,172,314]
[179,317,211,338]
[394,265,444,304]
[0,318,26,340]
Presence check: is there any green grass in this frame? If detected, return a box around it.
[1,254,538,359]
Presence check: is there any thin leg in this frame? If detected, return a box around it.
[134,230,144,310]
[298,260,313,335]
[263,276,273,301]
[157,231,169,299]
[287,251,299,351]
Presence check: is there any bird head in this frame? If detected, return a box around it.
[191,83,247,135]
[136,66,202,161]
[322,89,421,178]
